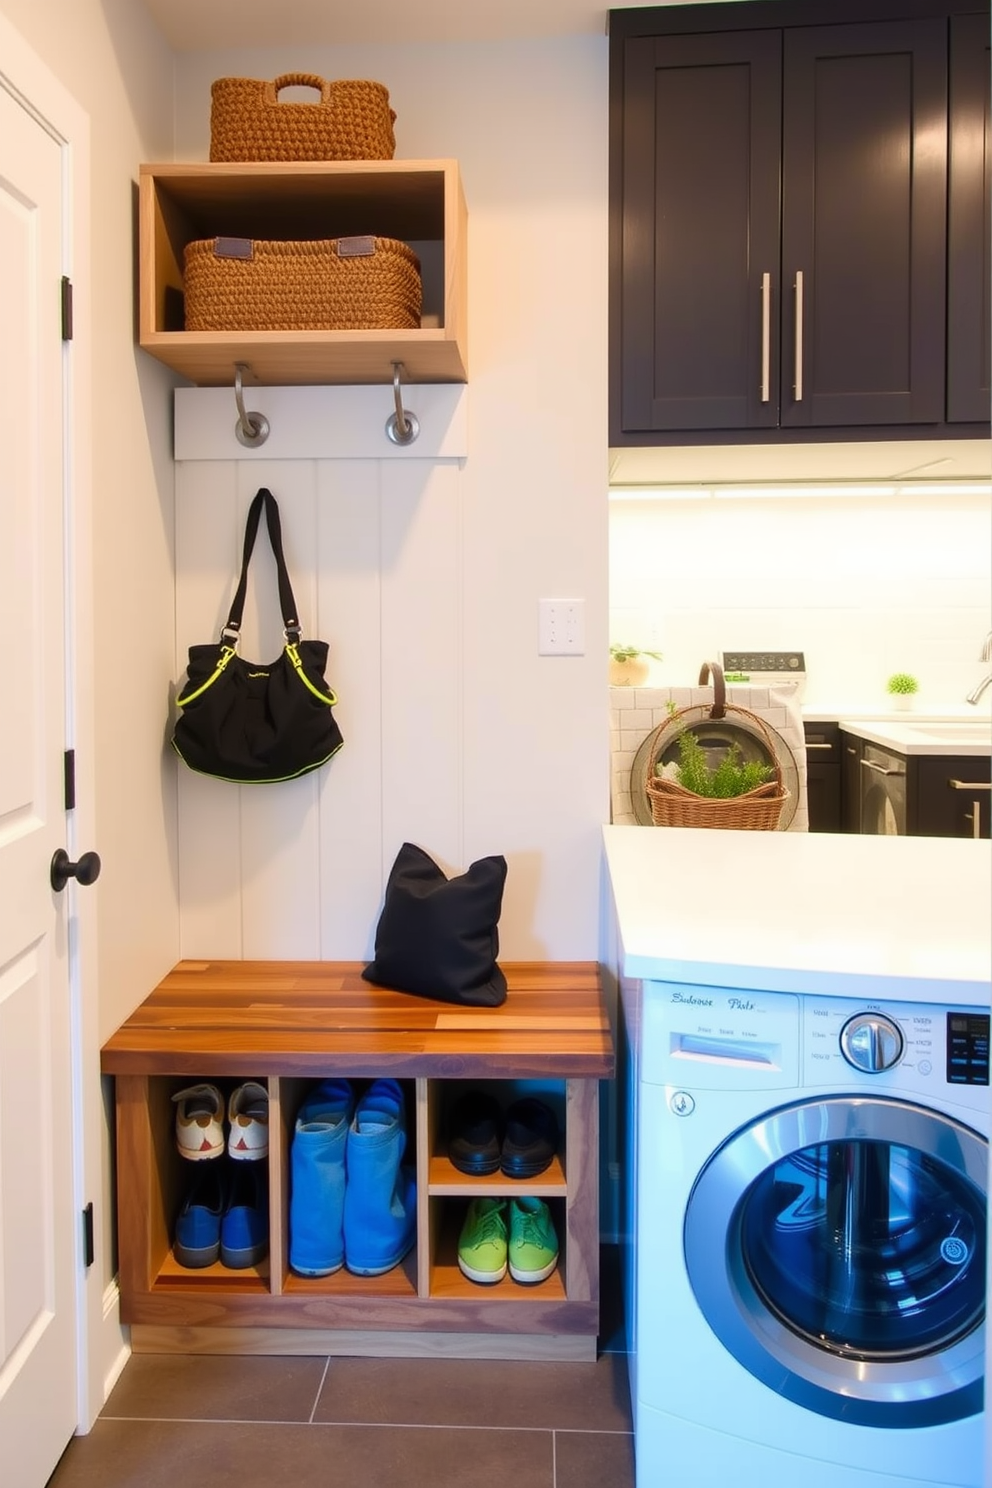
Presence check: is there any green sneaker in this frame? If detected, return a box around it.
[508,1197,558,1284]
[457,1197,507,1284]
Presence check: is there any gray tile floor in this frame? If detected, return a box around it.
[47,1248,633,1488]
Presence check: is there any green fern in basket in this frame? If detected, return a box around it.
[671,730,774,799]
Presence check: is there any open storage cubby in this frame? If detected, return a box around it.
[102,961,613,1360]
[138,159,468,386]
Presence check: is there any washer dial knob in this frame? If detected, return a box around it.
[840,1012,904,1072]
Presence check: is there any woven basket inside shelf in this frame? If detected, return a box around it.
[183,236,422,332]
[210,74,396,161]
[642,662,790,832]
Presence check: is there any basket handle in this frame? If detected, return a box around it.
[268,74,332,104]
[698,660,727,719]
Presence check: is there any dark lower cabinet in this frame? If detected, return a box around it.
[911,756,992,837]
[804,724,842,832]
[840,732,864,834]
[805,728,987,836]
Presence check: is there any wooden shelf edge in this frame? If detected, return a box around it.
[140,158,461,178]
[129,1324,598,1361]
[137,335,468,388]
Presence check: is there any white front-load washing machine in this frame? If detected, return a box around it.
[620,979,988,1488]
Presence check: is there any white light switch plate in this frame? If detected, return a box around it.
[539,598,585,655]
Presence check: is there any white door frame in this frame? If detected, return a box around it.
[0,10,104,1434]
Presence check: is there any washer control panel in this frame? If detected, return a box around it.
[803,997,989,1116]
[947,1012,990,1086]
[720,650,805,676]
[839,1012,904,1072]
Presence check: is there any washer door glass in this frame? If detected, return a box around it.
[740,1139,985,1359]
[684,1097,987,1427]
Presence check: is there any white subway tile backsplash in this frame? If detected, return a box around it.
[610,487,991,709]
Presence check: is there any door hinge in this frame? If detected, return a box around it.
[82,1202,94,1269]
[63,749,76,811]
[61,276,73,341]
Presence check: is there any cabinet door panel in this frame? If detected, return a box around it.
[947,13,991,423]
[618,31,781,432]
[781,21,947,428]
[913,756,992,839]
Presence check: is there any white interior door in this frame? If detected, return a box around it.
[0,81,79,1487]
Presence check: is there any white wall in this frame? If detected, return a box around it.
[610,487,992,712]
[171,39,611,959]
[0,0,183,1039]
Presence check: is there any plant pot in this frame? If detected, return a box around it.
[890,694,915,711]
[610,657,650,687]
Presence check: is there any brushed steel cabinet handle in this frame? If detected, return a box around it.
[805,742,834,751]
[861,758,904,777]
[794,270,804,402]
[760,272,771,403]
[948,783,988,839]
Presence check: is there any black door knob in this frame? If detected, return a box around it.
[51,849,101,893]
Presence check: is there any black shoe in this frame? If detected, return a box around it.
[447,1090,502,1176]
[500,1097,559,1179]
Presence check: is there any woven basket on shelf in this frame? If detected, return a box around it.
[210,74,396,162]
[183,235,422,332]
[642,662,790,832]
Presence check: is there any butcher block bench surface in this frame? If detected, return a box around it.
[100,960,614,1081]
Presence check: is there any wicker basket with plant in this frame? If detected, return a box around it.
[642,662,790,831]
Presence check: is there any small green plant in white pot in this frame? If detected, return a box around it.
[886,672,920,710]
[610,644,663,687]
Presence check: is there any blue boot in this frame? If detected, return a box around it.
[343,1079,417,1277]
[289,1079,354,1277]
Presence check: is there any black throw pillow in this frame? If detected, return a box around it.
[362,842,508,1007]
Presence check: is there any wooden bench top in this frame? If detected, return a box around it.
[100,960,614,1080]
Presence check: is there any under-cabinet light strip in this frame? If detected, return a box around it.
[608,481,991,501]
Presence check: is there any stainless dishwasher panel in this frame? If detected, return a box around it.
[860,742,907,834]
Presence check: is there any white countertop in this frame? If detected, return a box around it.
[603,824,992,1006]
[802,705,992,757]
[836,716,992,757]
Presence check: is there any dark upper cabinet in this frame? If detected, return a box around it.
[781,22,947,429]
[610,1,992,446]
[618,30,783,433]
[947,12,992,422]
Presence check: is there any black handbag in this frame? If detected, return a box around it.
[172,487,343,783]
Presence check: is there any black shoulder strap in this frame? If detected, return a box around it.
[224,488,301,641]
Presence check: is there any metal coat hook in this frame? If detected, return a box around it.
[385,361,420,447]
[234,362,270,448]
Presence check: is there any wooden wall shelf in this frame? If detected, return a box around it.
[101,961,613,1361]
[138,160,468,387]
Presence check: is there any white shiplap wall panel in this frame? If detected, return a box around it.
[233,465,324,959]
[379,459,464,880]
[174,391,470,962]
[174,461,243,956]
[316,460,385,960]
[174,384,468,464]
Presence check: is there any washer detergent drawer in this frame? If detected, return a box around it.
[642,983,800,1090]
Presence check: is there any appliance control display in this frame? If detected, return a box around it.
[946,1013,990,1086]
[721,651,805,674]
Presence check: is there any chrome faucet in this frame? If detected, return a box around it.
[965,629,992,705]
